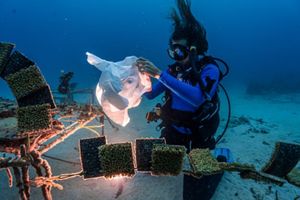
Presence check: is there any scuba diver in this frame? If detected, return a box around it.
[58,71,74,95]
[58,71,77,103]
[135,0,230,153]
[135,1,231,199]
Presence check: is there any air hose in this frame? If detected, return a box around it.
[189,46,231,145]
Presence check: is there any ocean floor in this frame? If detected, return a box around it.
[0,86,300,200]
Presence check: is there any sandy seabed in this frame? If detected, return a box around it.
[1,86,299,200]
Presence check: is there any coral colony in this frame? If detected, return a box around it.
[99,143,135,178]
[151,144,186,176]
[1,41,300,200]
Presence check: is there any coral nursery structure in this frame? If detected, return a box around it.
[1,42,300,200]
[0,42,99,200]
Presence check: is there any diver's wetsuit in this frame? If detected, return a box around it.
[144,62,220,151]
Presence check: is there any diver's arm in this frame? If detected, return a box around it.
[158,64,219,107]
[144,79,166,100]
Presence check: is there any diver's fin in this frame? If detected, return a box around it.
[213,148,234,163]
[262,142,300,177]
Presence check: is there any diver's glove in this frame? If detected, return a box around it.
[135,58,161,79]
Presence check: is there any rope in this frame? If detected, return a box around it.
[42,154,80,165]
[82,127,100,136]
[30,171,83,190]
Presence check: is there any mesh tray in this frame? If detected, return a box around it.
[79,136,106,179]
[1,51,34,79]
[135,138,166,171]
[262,142,300,177]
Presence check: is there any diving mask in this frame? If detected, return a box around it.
[167,44,190,61]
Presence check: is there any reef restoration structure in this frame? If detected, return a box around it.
[0,42,101,200]
[0,42,299,200]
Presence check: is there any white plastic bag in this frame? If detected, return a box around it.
[86,52,151,126]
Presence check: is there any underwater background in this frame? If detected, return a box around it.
[1,0,300,98]
[1,1,300,200]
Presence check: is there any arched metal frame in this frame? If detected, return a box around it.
[0,42,97,200]
[0,42,56,134]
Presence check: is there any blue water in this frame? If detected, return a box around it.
[1,0,300,98]
[1,1,300,199]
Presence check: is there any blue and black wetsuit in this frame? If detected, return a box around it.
[144,59,220,151]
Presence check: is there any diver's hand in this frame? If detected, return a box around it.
[135,58,161,79]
